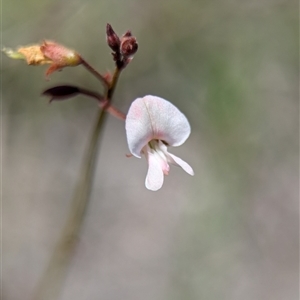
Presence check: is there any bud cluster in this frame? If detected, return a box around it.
[106,24,138,69]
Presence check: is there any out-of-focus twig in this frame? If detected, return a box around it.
[33,66,122,300]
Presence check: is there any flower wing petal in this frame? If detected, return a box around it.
[167,152,194,176]
[145,151,164,191]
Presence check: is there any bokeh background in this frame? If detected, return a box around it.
[2,0,299,299]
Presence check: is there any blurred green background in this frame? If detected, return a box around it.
[2,0,299,299]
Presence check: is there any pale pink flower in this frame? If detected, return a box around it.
[125,95,194,191]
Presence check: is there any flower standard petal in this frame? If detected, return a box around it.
[125,95,191,157]
[142,95,191,146]
[125,96,154,157]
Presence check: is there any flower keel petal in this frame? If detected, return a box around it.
[145,151,164,191]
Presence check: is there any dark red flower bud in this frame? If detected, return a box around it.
[120,36,138,59]
[122,30,132,37]
[106,23,120,52]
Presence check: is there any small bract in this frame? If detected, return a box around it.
[125,95,194,191]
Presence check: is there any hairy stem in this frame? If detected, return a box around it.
[33,67,122,300]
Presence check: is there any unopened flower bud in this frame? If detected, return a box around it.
[106,23,120,52]
[122,30,132,37]
[120,36,138,59]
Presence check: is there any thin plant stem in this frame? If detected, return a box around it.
[33,67,122,300]
[81,57,110,86]
[78,88,126,120]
